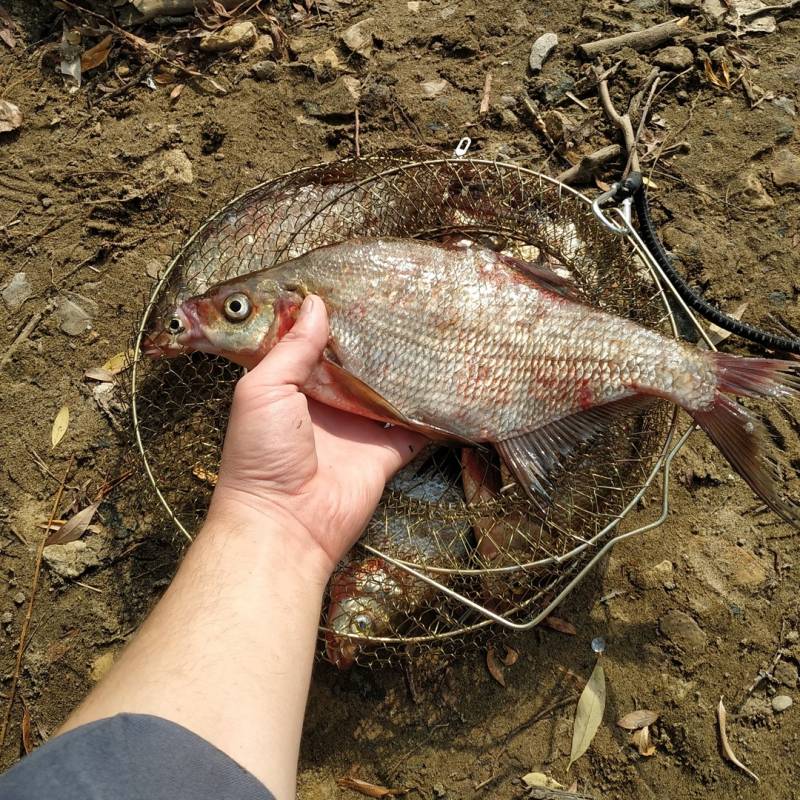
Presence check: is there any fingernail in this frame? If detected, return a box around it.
[299,296,314,317]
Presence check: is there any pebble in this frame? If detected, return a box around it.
[774,660,798,688]
[499,94,517,109]
[528,32,558,73]
[659,610,707,652]
[56,297,93,336]
[0,99,22,134]
[43,537,104,579]
[250,34,274,59]
[1,611,13,624]
[654,45,693,71]
[773,96,796,117]
[198,21,256,53]
[771,149,800,187]
[772,695,793,713]
[420,78,449,99]
[251,61,278,82]
[2,272,32,311]
[13,591,25,605]
[341,18,374,58]
[738,171,774,210]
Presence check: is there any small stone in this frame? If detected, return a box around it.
[2,272,32,311]
[251,61,278,82]
[145,259,165,280]
[631,559,675,590]
[528,32,558,73]
[312,47,343,72]
[772,695,793,713]
[499,94,517,109]
[499,109,520,130]
[143,148,193,186]
[0,99,22,134]
[1,611,13,624]
[659,610,707,651]
[90,650,116,682]
[420,78,449,99]
[13,592,25,606]
[341,18,374,58]
[774,661,798,688]
[43,537,104,579]
[250,34,274,59]
[40,196,52,208]
[654,45,693,71]
[771,149,800,187]
[117,64,130,77]
[56,298,93,336]
[773,96,796,117]
[738,171,774,210]
[407,1,420,11]
[432,784,447,799]
[198,21,257,53]
[786,631,800,644]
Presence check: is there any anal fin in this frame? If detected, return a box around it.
[495,395,654,505]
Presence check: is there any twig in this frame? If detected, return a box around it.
[631,76,661,159]
[577,17,689,59]
[480,70,492,116]
[596,69,640,175]
[740,0,800,19]
[0,458,74,749]
[556,144,622,185]
[126,0,244,22]
[354,108,360,158]
[628,66,660,119]
[528,789,596,800]
[0,311,44,372]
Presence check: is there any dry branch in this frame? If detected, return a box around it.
[128,0,243,23]
[556,144,622,185]
[577,17,689,59]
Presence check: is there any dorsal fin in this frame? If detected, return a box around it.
[495,251,580,301]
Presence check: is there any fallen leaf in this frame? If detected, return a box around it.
[616,709,659,731]
[45,500,101,546]
[543,616,577,635]
[170,83,185,101]
[335,777,406,797]
[51,405,70,448]
[0,99,22,133]
[522,772,564,790]
[84,367,115,382]
[502,645,519,666]
[81,34,113,71]
[707,302,748,345]
[568,660,606,769]
[0,27,15,49]
[101,350,133,374]
[486,645,506,686]
[718,697,759,783]
[632,725,656,757]
[21,704,33,754]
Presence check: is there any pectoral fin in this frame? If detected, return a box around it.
[495,395,655,505]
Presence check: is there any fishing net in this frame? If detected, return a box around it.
[129,154,680,668]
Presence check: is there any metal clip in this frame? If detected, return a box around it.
[453,137,471,158]
[591,183,630,235]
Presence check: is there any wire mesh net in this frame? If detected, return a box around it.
[129,155,677,668]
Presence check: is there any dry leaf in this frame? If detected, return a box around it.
[568,660,606,769]
[718,697,759,783]
[335,777,406,797]
[486,645,506,686]
[170,83,185,101]
[101,350,133,374]
[81,34,113,71]
[616,709,659,731]
[0,99,22,133]
[45,500,101,546]
[192,464,219,486]
[21,704,33,754]
[632,725,656,757]
[51,405,70,447]
[707,302,748,346]
[522,772,564,790]
[0,27,15,49]
[502,645,519,666]
[85,367,115,382]
[543,616,577,635]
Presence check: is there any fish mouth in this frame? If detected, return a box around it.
[141,305,200,359]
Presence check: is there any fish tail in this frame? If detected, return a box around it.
[690,354,800,528]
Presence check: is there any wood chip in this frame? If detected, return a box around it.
[718,697,760,783]
[616,709,659,730]
[335,776,407,797]
[51,405,69,448]
[632,725,656,756]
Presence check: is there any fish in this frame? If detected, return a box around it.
[144,236,800,526]
[325,456,470,668]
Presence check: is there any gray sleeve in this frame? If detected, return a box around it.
[0,713,275,800]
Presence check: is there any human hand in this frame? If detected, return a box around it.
[206,295,426,578]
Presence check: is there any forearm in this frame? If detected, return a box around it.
[60,512,330,799]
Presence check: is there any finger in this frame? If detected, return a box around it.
[378,426,429,478]
[247,295,329,390]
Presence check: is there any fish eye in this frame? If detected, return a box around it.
[168,317,183,334]
[223,292,251,322]
[352,614,372,634]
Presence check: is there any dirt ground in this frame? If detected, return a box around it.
[2,0,800,798]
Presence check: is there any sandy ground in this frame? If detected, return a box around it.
[1,1,800,798]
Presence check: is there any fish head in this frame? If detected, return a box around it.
[324,558,399,669]
[142,275,276,369]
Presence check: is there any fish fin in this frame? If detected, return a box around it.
[692,395,800,529]
[712,353,800,398]
[309,359,481,446]
[495,395,654,504]
[495,251,580,301]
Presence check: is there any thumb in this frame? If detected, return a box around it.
[248,295,329,389]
